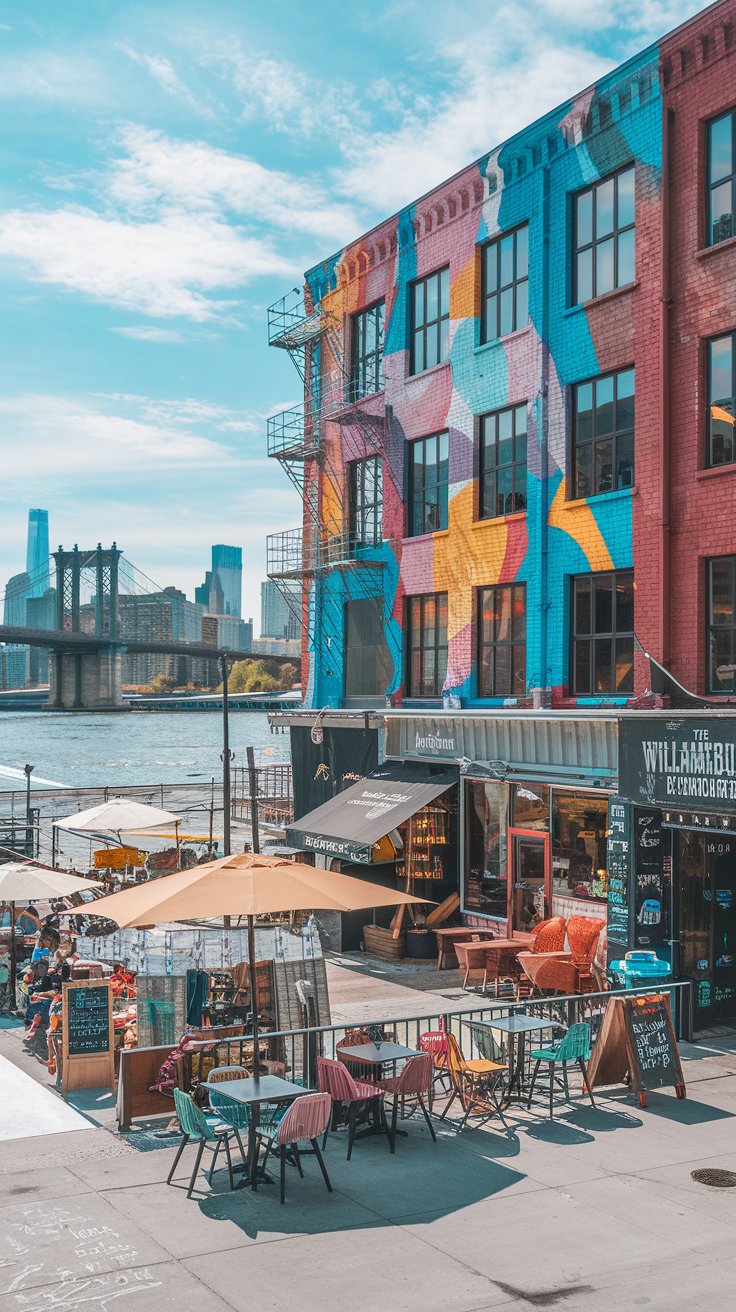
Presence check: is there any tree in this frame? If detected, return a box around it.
[226,659,281,693]
[278,663,299,689]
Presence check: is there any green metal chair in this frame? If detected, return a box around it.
[168,1088,240,1197]
[526,1022,595,1118]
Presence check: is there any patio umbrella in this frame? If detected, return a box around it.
[53,798,183,868]
[76,851,429,1064]
[0,863,102,1005]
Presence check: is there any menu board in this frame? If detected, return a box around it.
[624,993,683,1093]
[633,808,667,949]
[606,798,632,958]
[66,983,111,1056]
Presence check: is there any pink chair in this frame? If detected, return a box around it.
[418,1030,452,1107]
[256,1093,333,1204]
[317,1056,390,1158]
[378,1053,436,1152]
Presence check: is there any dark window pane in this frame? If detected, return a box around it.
[515,278,528,329]
[709,113,733,185]
[576,190,593,247]
[499,287,514,336]
[576,442,592,498]
[712,560,734,621]
[485,293,498,340]
[413,331,425,374]
[516,225,529,277]
[711,181,733,244]
[574,639,591,694]
[615,637,634,692]
[485,245,498,292]
[617,227,635,285]
[595,376,614,435]
[500,235,514,286]
[616,368,635,428]
[439,315,450,362]
[710,335,733,403]
[575,580,591,634]
[494,645,511,694]
[596,236,615,295]
[594,438,613,494]
[616,574,634,631]
[594,638,612,692]
[440,266,449,308]
[597,178,615,237]
[595,576,613,633]
[426,275,438,322]
[617,430,634,487]
[425,328,438,370]
[576,382,594,438]
[413,282,424,326]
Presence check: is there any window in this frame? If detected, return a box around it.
[464,781,509,918]
[478,584,526,697]
[708,556,736,693]
[479,404,527,518]
[572,570,634,695]
[512,783,549,831]
[411,267,450,374]
[707,109,735,247]
[348,457,382,552]
[573,165,635,303]
[707,332,735,467]
[481,224,529,341]
[350,300,385,398]
[552,791,608,904]
[408,432,449,535]
[573,368,634,497]
[405,593,448,697]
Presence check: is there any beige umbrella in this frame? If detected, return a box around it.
[0,863,102,1003]
[77,851,428,1059]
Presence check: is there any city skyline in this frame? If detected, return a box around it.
[0,1,699,622]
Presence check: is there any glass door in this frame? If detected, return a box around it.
[509,829,550,933]
[676,831,736,1026]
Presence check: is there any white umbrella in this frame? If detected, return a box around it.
[0,863,102,1004]
[54,799,182,835]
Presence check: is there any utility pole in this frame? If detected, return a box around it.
[219,656,232,857]
[246,745,260,855]
[23,764,34,857]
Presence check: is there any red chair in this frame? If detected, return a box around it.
[317,1056,390,1158]
[529,916,567,953]
[418,1030,452,1107]
[567,916,606,993]
[378,1053,436,1151]
[256,1092,333,1204]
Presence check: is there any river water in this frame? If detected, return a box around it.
[0,711,283,793]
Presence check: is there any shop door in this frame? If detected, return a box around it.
[509,829,550,933]
[676,831,736,1026]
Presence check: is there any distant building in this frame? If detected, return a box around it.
[197,545,242,618]
[3,571,30,627]
[26,587,56,684]
[260,580,300,640]
[251,636,301,660]
[119,588,206,686]
[0,646,28,689]
[26,509,50,598]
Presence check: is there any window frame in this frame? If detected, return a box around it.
[347,455,382,553]
[477,583,527,698]
[407,432,449,537]
[706,330,736,469]
[572,367,635,498]
[707,556,736,694]
[572,164,636,305]
[480,223,529,343]
[571,570,635,696]
[410,266,450,376]
[479,403,528,519]
[405,592,448,699]
[706,108,735,249]
[350,299,385,399]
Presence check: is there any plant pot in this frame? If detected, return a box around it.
[405,929,436,960]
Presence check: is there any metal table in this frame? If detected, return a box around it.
[338,1043,419,1141]
[205,1074,307,1189]
[466,1015,555,1105]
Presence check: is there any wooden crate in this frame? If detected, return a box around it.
[363,924,405,961]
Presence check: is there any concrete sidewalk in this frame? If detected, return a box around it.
[1,1035,736,1311]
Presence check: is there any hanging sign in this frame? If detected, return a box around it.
[619,717,736,811]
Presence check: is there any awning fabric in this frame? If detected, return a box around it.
[286,763,458,864]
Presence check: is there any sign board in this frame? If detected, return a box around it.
[619,717,736,812]
[93,846,146,870]
[606,798,632,960]
[61,979,114,1098]
[586,992,685,1107]
[633,809,667,950]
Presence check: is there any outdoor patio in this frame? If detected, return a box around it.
[2,1029,736,1312]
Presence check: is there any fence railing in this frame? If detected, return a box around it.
[212,981,692,1091]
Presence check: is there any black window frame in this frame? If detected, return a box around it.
[571,570,634,696]
[573,367,635,498]
[706,108,735,248]
[706,330,735,468]
[405,592,448,699]
[479,403,528,519]
[350,299,385,399]
[348,455,382,553]
[707,556,736,694]
[481,223,529,343]
[477,583,526,698]
[408,432,449,536]
[573,164,636,304]
[410,266,450,375]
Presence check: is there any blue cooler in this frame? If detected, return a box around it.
[609,949,672,989]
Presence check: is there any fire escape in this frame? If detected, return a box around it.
[265,289,397,680]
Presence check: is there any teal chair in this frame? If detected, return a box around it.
[168,1088,240,1197]
[526,1022,596,1118]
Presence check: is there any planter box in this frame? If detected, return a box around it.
[405,929,436,960]
[363,924,405,961]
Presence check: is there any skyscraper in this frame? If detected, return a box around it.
[26,509,50,598]
[260,579,300,640]
[211,545,242,617]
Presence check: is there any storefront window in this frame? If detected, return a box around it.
[464,781,508,918]
[512,784,549,830]
[552,791,608,904]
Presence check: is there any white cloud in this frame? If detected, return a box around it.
[0,206,296,319]
[111,325,187,343]
[118,42,215,118]
[0,50,112,105]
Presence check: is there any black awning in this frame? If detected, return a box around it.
[286,762,458,864]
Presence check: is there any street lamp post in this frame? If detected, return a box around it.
[23,764,34,857]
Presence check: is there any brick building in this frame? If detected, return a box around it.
[266,0,736,712]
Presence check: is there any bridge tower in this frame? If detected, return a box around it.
[46,544,127,711]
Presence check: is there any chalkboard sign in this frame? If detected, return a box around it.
[66,983,110,1056]
[606,798,632,958]
[634,809,667,949]
[624,993,683,1094]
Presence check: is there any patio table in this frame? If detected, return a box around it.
[204,1074,308,1190]
[465,1015,555,1106]
[338,1042,420,1139]
[434,927,485,970]
[456,936,532,988]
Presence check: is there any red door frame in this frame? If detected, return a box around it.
[507,828,551,934]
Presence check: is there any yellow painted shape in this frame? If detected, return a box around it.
[547,479,614,570]
[450,256,477,322]
[433,482,509,640]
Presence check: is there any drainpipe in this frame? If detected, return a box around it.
[539,164,551,698]
[659,107,673,671]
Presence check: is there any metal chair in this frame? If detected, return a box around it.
[526,1021,595,1118]
[440,1032,510,1133]
[378,1053,436,1151]
[168,1087,239,1197]
[257,1092,333,1204]
[418,1030,452,1107]
[317,1055,390,1158]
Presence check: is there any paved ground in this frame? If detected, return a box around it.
[326,951,468,1024]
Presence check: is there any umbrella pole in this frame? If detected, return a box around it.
[9,900,16,1013]
[248,913,259,1079]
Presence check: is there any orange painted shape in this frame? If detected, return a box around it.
[547,479,614,571]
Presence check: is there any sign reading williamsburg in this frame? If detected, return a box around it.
[619,718,736,811]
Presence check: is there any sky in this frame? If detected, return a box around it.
[0,0,704,627]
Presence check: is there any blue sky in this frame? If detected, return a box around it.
[0,0,701,625]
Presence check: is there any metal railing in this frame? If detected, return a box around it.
[267,291,326,349]
[211,981,692,1092]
